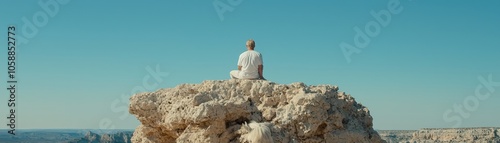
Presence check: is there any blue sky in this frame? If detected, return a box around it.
[0,0,499,130]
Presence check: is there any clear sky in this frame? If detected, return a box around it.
[0,0,499,130]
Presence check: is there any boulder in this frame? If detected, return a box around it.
[129,80,384,143]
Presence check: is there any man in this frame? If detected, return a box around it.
[230,39,265,80]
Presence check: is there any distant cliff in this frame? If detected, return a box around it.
[379,128,500,143]
[129,80,385,143]
[69,131,133,143]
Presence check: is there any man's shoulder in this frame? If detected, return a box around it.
[254,51,262,57]
[239,51,248,57]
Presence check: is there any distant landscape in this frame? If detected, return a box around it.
[1,128,499,142]
[378,127,500,143]
[0,129,133,143]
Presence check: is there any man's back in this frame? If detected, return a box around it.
[230,39,264,80]
[238,50,262,79]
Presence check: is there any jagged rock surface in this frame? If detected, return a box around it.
[379,128,500,143]
[129,80,384,143]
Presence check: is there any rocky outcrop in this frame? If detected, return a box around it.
[69,131,132,143]
[129,80,384,143]
[379,128,500,143]
[378,130,416,142]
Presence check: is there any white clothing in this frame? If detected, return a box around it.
[230,70,241,79]
[230,50,263,79]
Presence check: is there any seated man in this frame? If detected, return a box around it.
[230,39,265,80]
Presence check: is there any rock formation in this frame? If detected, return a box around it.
[379,128,500,143]
[378,130,416,142]
[69,131,132,143]
[129,80,384,143]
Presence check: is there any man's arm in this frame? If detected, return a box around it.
[238,66,242,71]
[258,65,264,79]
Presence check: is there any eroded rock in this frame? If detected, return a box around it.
[129,80,384,143]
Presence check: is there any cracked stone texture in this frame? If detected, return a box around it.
[129,80,384,143]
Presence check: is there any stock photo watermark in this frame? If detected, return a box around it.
[98,64,169,132]
[18,0,71,46]
[2,0,71,136]
[213,0,244,21]
[443,74,500,128]
[6,26,18,135]
[339,0,408,63]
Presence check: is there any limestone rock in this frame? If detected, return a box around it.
[129,80,384,143]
